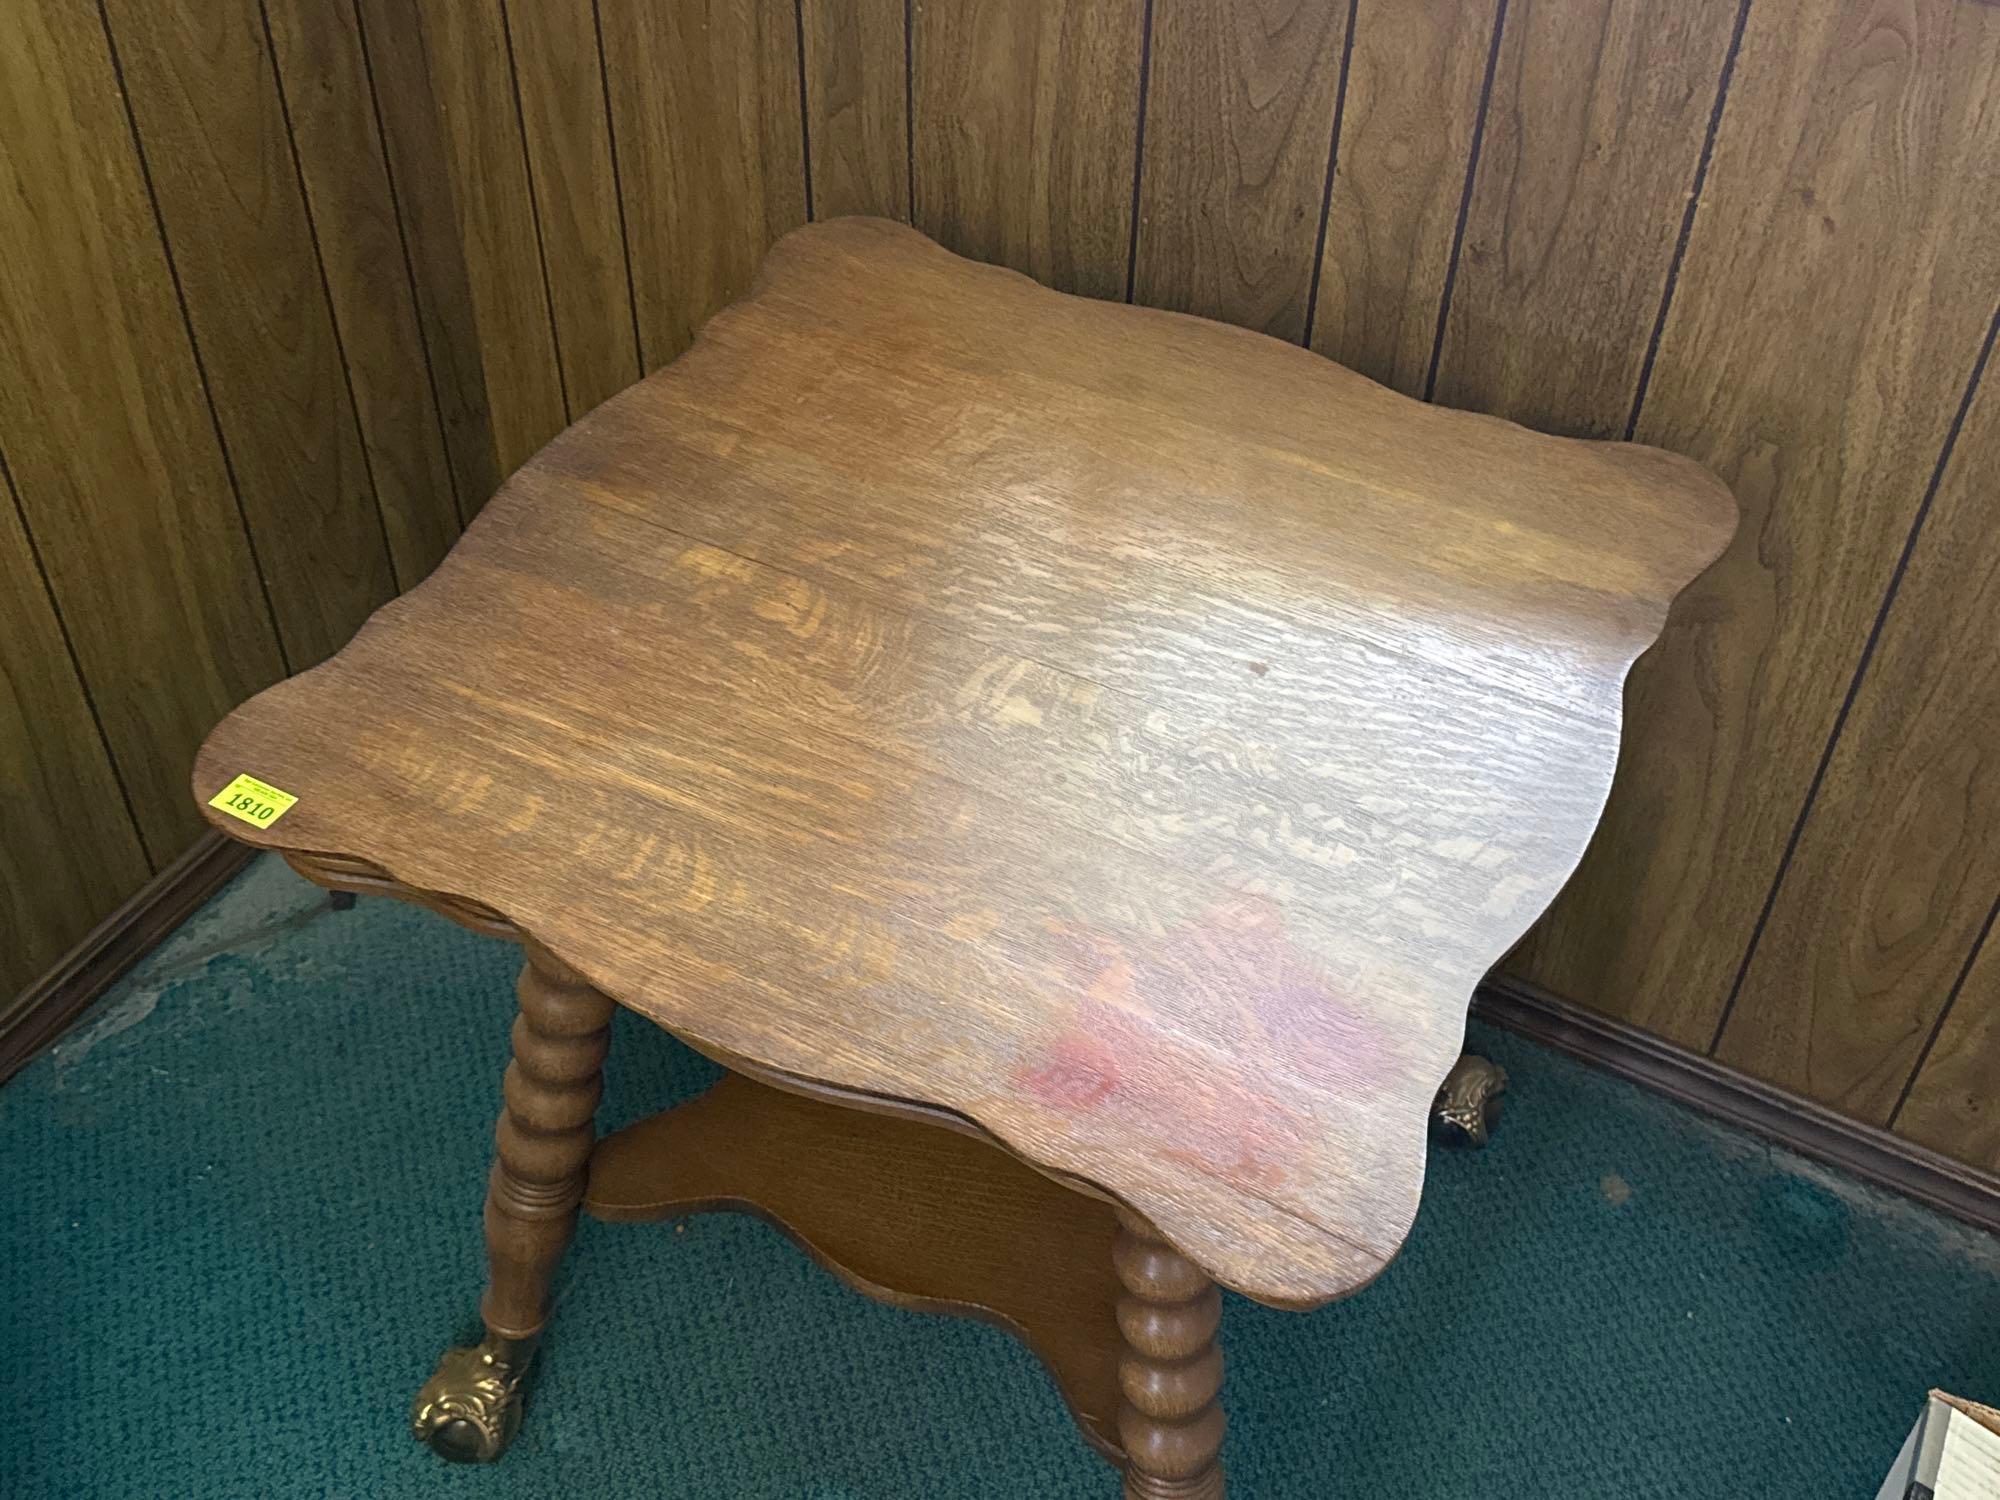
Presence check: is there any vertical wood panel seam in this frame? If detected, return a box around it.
[1297,0,1360,349]
[497,0,574,424]
[350,0,467,527]
[588,0,647,374]
[256,0,405,593]
[1421,0,1509,404]
[1889,886,2000,1127]
[1621,0,1754,442]
[902,0,915,223]
[0,444,153,875]
[792,0,815,221]
[93,0,293,676]
[1121,0,1157,304]
[1706,299,2000,1055]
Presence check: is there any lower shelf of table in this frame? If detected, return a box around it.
[583,1071,1126,1462]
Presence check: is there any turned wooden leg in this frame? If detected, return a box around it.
[1114,1207,1226,1499]
[410,944,614,1462]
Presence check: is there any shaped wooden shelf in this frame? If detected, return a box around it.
[586,1071,1127,1461]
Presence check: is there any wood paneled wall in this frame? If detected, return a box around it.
[5,0,1998,1173]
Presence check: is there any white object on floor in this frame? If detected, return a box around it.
[1878,1391,2000,1499]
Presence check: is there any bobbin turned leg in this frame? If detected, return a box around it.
[411,945,614,1462]
[1114,1207,1226,1499]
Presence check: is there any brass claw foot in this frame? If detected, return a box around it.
[410,1333,539,1462]
[1431,1054,1507,1147]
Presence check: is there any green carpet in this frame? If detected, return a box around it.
[5,856,1997,1497]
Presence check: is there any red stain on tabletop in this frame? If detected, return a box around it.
[1010,897,1401,1193]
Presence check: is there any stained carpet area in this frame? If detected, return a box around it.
[4,857,1997,1498]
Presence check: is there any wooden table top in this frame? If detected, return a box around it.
[194,218,1734,1308]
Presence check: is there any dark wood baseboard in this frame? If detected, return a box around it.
[0,832,255,1086]
[1473,973,2000,1238]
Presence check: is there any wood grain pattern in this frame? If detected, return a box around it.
[0,0,284,864]
[408,0,572,467]
[598,0,807,368]
[1716,334,2000,1119]
[587,1069,1126,1461]
[358,0,567,502]
[104,0,398,664]
[1431,0,1739,436]
[801,0,910,220]
[1900,916,2000,1169]
[503,0,643,412]
[0,480,150,997]
[263,0,463,583]
[1308,0,1500,394]
[1132,0,1350,341]
[355,0,498,509]
[911,0,1143,299]
[194,220,1733,1303]
[1518,0,2000,1052]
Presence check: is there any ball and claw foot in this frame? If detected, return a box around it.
[1431,1054,1507,1147]
[409,1333,539,1462]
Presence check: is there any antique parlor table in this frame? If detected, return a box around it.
[192,219,1734,1496]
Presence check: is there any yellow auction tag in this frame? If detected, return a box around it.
[208,773,298,830]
